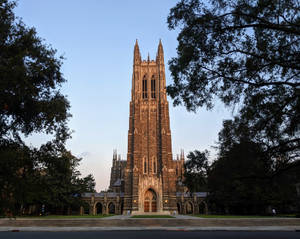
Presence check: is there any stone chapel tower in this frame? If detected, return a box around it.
[123,40,177,214]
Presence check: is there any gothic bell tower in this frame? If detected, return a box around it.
[124,40,177,214]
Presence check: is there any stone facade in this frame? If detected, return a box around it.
[82,41,207,215]
[109,150,126,193]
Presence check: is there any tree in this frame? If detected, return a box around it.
[208,139,272,214]
[0,139,38,216]
[0,0,95,216]
[207,119,300,215]
[184,150,209,192]
[0,139,96,216]
[167,0,300,163]
[36,143,96,215]
[0,0,70,142]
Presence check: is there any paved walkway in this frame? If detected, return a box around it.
[1,217,300,232]
[104,214,198,219]
[1,226,300,231]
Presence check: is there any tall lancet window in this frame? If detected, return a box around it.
[143,157,147,174]
[142,75,148,99]
[152,156,157,174]
[151,75,156,98]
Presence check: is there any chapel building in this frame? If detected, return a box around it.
[82,41,207,215]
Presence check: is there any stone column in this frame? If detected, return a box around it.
[79,206,83,216]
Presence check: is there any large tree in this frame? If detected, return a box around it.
[0,0,70,142]
[0,0,95,216]
[208,120,300,215]
[184,150,209,192]
[167,0,300,163]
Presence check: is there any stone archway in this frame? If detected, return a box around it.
[108,202,115,214]
[95,202,102,214]
[144,188,157,212]
[186,201,193,214]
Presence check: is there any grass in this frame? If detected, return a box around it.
[15,214,114,219]
[131,215,174,218]
[193,214,298,218]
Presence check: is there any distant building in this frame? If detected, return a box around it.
[82,40,207,215]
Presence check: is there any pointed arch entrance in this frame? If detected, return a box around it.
[144,189,157,212]
[95,202,102,214]
[186,201,193,214]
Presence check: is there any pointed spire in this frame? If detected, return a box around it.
[134,39,141,65]
[156,39,164,64]
[147,52,150,62]
[180,149,185,160]
[113,149,117,165]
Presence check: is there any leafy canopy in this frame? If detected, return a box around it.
[0,0,71,141]
[167,0,300,162]
[184,150,209,192]
[0,0,95,216]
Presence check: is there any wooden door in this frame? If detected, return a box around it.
[144,201,150,212]
[151,201,157,212]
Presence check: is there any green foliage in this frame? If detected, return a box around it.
[0,139,96,216]
[208,139,272,214]
[184,150,209,192]
[0,0,70,141]
[167,0,300,163]
[184,121,300,214]
[207,120,300,214]
[0,139,37,216]
[0,0,96,216]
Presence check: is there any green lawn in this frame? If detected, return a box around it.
[131,215,174,218]
[16,214,114,219]
[193,214,297,218]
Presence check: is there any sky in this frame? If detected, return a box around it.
[15,0,232,192]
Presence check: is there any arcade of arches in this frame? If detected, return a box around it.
[81,192,208,215]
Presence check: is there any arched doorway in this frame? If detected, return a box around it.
[186,201,193,214]
[177,203,181,214]
[108,202,115,214]
[95,202,102,214]
[144,189,157,212]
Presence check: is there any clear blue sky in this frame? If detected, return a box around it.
[15,0,232,191]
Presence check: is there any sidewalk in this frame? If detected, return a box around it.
[1,226,300,231]
[1,216,300,231]
[102,214,198,219]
